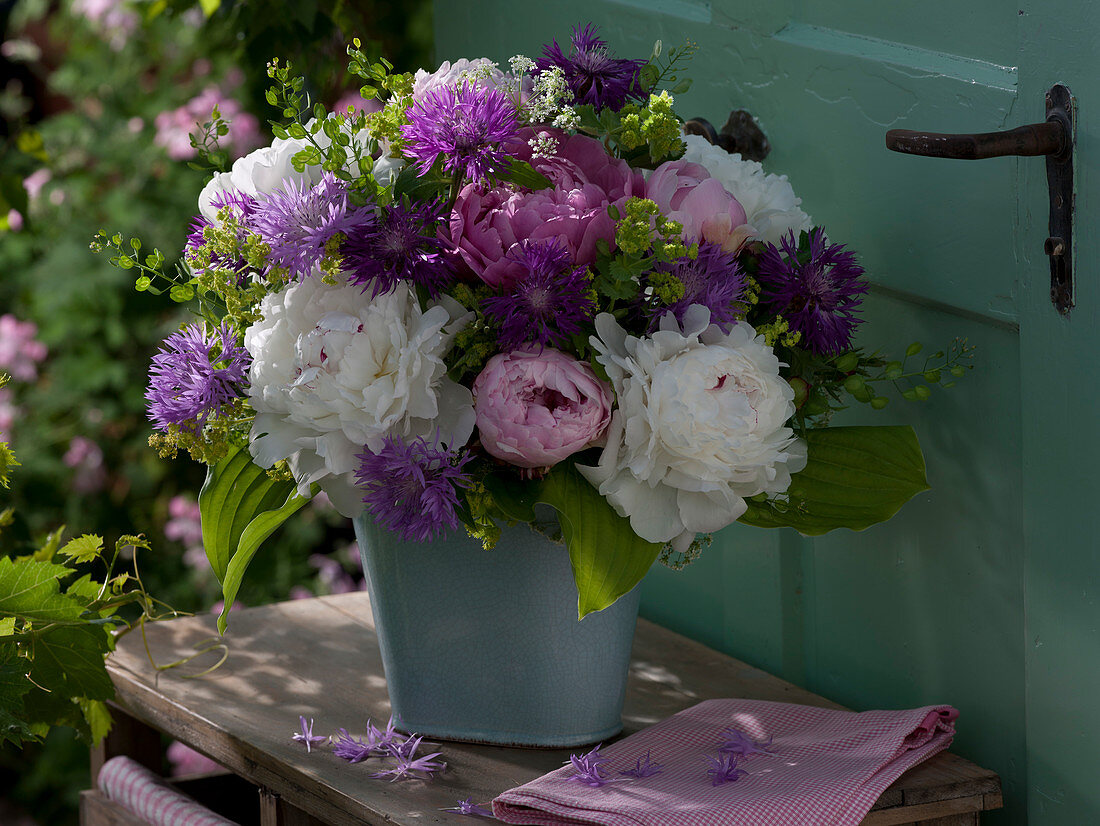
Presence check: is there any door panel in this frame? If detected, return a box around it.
[434,2,1099,822]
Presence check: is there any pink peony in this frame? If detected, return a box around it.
[450,129,644,289]
[645,160,754,254]
[473,348,612,469]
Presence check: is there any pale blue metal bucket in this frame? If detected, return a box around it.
[352,515,641,747]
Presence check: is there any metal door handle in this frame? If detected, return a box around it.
[885,121,1068,161]
[885,84,1076,315]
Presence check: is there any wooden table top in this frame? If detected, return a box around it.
[105,593,1002,826]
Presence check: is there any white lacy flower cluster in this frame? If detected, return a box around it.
[245,280,475,517]
[681,134,812,246]
[579,306,807,553]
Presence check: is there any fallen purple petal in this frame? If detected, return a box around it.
[370,749,447,781]
[291,716,329,753]
[442,798,495,817]
[619,749,663,778]
[717,728,775,757]
[565,744,624,788]
[705,752,748,786]
[331,728,378,763]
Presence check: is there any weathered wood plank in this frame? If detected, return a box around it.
[104,593,1000,826]
[79,789,154,826]
[859,794,986,825]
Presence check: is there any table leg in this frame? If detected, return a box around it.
[259,787,327,826]
[90,706,163,785]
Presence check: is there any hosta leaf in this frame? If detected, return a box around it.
[738,425,930,535]
[536,464,662,619]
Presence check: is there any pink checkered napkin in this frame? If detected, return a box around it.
[98,755,238,826]
[493,698,958,826]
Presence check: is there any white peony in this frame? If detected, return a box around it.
[412,58,508,99]
[681,134,812,247]
[578,305,806,553]
[198,134,320,222]
[245,279,475,517]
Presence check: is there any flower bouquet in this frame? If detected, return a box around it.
[97,25,970,742]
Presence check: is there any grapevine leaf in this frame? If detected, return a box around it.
[0,557,82,622]
[58,534,105,565]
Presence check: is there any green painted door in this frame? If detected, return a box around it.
[433,3,1100,822]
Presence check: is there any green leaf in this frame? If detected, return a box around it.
[499,159,553,191]
[34,526,65,562]
[217,487,311,634]
[0,618,15,637]
[58,534,104,565]
[30,625,114,702]
[78,698,112,744]
[738,426,930,536]
[535,464,662,619]
[198,0,220,17]
[199,448,293,577]
[0,647,35,747]
[0,557,82,622]
[482,473,538,523]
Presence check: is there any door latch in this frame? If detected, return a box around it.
[885,84,1076,315]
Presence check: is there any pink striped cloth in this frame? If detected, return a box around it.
[493,698,958,826]
[97,755,238,826]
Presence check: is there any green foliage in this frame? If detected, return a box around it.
[197,446,312,633]
[738,426,930,535]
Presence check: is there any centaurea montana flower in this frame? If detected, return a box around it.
[443,798,495,818]
[565,745,623,788]
[619,750,663,778]
[537,23,646,112]
[331,729,377,763]
[756,228,869,355]
[717,727,775,757]
[291,716,329,753]
[705,752,748,786]
[401,81,519,183]
[643,242,745,333]
[146,323,251,431]
[250,172,374,279]
[355,435,474,543]
[342,199,453,298]
[481,239,596,351]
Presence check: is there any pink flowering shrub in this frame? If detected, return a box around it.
[165,495,205,570]
[0,314,48,381]
[63,436,107,493]
[155,86,262,161]
[473,348,613,469]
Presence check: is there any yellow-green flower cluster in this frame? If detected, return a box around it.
[756,316,802,348]
[617,91,685,162]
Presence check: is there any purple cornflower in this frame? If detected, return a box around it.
[619,750,663,779]
[443,798,495,818]
[332,717,406,762]
[566,745,623,788]
[146,323,251,431]
[401,81,519,182]
[291,716,329,753]
[757,228,869,355]
[645,242,745,333]
[481,239,595,351]
[717,728,775,757]
[355,435,473,543]
[342,199,453,298]
[705,752,748,786]
[251,172,374,279]
[537,23,646,111]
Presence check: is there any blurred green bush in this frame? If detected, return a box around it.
[0,0,431,821]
